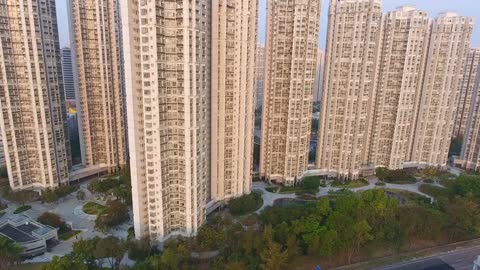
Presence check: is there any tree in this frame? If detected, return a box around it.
[225,261,248,270]
[285,235,300,260]
[161,243,189,270]
[42,255,88,270]
[37,212,69,233]
[348,220,373,263]
[260,241,287,270]
[0,236,22,269]
[95,237,126,270]
[73,237,100,268]
[95,200,129,232]
[262,224,274,244]
[196,225,224,250]
[128,237,152,261]
[446,195,480,241]
[375,167,390,180]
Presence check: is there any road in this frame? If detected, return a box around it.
[377,245,480,270]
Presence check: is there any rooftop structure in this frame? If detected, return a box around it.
[0,215,58,257]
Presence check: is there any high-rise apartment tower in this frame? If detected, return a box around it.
[260,0,321,185]
[317,0,382,179]
[453,48,480,138]
[211,0,258,201]
[68,0,126,172]
[411,12,473,168]
[369,6,430,169]
[122,0,211,241]
[0,0,70,190]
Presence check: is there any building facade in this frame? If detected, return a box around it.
[255,44,266,109]
[211,0,257,201]
[317,0,382,179]
[453,48,480,139]
[261,0,321,185]
[122,0,211,241]
[0,0,70,190]
[313,49,325,103]
[61,47,76,102]
[411,12,473,168]
[369,6,430,169]
[69,0,126,172]
[459,70,480,171]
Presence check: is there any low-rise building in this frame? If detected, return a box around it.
[0,215,58,257]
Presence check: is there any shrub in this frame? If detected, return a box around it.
[2,187,38,204]
[128,237,152,261]
[13,205,31,214]
[40,185,78,203]
[302,177,321,193]
[227,192,263,216]
[384,169,417,184]
[88,177,118,194]
[37,212,70,233]
[375,181,386,186]
[77,190,86,201]
[95,200,129,232]
[196,225,224,250]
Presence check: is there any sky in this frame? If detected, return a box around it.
[56,0,480,48]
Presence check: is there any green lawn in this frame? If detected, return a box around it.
[418,184,450,199]
[331,179,369,188]
[59,229,82,241]
[82,202,106,215]
[13,205,31,214]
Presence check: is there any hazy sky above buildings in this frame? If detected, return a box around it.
[56,0,480,48]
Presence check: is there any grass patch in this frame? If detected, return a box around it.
[82,202,106,215]
[331,179,369,188]
[227,192,263,216]
[13,205,31,214]
[59,230,82,241]
[419,184,450,199]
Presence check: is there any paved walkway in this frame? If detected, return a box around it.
[253,178,436,211]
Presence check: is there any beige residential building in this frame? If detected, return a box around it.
[314,49,325,103]
[121,0,211,241]
[261,0,321,185]
[453,48,480,138]
[317,0,382,179]
[369,6,430,169]
[459,72,480,170]
[0,0,70,190]
[69,0,126,172]
[211,0,257,201]
[411,12,473,168]
[256,44,266,109]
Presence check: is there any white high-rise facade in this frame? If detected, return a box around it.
[317,0,382,179]
[211,0,258,201]
[69,0,126,172]
[260,0,322,185]
[411,13,473,168]
[0,0,70,190]
[369,6,430,169]
[122,0,256,241]
[122,0,211,241]
[453,48,480,139]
